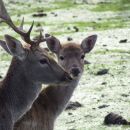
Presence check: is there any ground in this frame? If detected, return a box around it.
[0,0,130,130]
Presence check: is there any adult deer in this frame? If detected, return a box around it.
[14,34,97,130]
[0,0,71,130]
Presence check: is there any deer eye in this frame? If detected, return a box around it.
[59,56,64,60]
[81,55,85,59]
[39,58,48,64]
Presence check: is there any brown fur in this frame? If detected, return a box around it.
[14,87,55,130]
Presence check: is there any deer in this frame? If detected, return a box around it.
[14,34,97,130]
[0,0,72,130]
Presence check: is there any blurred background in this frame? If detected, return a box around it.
[0,0,130,130]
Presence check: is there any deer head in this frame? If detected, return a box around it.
[0,0,71,84]
[0,35,72,84]
[46,35,97,78]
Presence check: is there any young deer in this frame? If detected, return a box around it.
[14,35,97,130]
[0,0,71,130]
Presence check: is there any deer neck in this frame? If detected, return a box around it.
[41,77,80,118]
[55,78,80,117]
[1,57,42,123]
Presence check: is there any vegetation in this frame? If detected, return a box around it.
[91,0,130,12]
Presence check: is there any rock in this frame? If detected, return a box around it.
[17,14,21,17]
[121,94,129,97]
[65,101,83,110]
[28,4,31,7]
[98,18,102,21]
[84,114,93,118]
[73,26,79,32]
[32,13,47,17]
[67,27,71,30]
[101,94,105,97]
[68,112,73,115]
[66,120,75,124]
[36,23,41,27]
[104,113,129,125]
[50,12,55,14]
[37,9,44,13]
[119,39,127,43]
[103,44,107,47]
[54,14,58,17]
[101,82,107,85]
[50,12,58,17]
[98,104,109,109]
[79,0,114,4]
[73,15,77,18]
[96,69,109,75]
[67,37,73,41]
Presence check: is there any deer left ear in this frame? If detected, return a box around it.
[81,35,97,53]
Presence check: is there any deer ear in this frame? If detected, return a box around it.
[4,35,26,60]
[81,35,97,53]
[46,36,61,54]
[0,40,12,54]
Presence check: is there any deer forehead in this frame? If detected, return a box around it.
[25,47,46,60]
[60,43,83,54]
[21,40,31,50]
[34,47,55,60]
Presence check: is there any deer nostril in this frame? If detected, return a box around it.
[71,68,81,77]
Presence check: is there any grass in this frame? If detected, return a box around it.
[94,49,130,54]
[42,18,130,36]
[2,0,130,36]
[114,60,127,65]
[52,1,79,10]
[72,20,129,31]
[8,0,79,16]
[2,18,129,37]
[91,0,130,12]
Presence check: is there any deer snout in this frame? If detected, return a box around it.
[61,72,73,82]
[70,67,81,77]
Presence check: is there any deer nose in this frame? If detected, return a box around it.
[71,67,81,77]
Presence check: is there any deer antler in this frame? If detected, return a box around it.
[0,0,45,46]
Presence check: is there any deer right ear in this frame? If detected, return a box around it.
[4,35,26,60]
[0,40,11,54]
[46,36,61,54]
